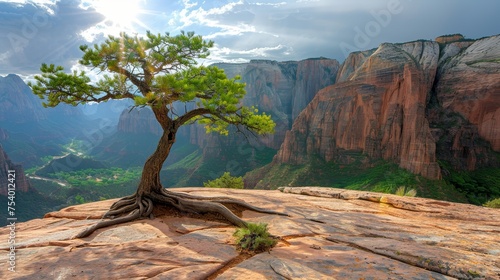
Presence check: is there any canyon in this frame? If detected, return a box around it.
[254,34,500,186]
[0,34,499,207]
[108,34,499,189]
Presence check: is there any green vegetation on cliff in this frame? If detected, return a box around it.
[35,154,108,177]
[162,143,277,187]
[440,163,500,205]
[247,155,471,204]
[0,189,64,226]
[204,172,244,189]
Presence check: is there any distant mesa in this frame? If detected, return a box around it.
[435,33,465,44]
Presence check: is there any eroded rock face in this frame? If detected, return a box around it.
[214,58,340,149]
[1,188,498,279]
[117,107,162,135]
[292,59,341,120]
[435,34,465,44]
[275,41,442,179]
[0,145,31,195]
[0,74,47,124]
[435,35,500,152]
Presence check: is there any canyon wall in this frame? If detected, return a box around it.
[0,145,31,195]
[271,35,500,180]
[113,35,500,182]
[436,36,500,150]
[275,41,442,179]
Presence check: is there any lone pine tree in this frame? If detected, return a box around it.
[29,31,284,238]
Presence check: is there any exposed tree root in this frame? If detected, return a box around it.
[75,188,287,239]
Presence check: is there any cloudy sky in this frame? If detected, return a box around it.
[0,0,499,78]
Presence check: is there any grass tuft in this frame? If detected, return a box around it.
[233,223,277,253]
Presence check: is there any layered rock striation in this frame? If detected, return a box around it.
[198,58,340,150]
[271,34,500,180]
[1,188,498,279]
[275,41,442,179]
[434,35,500,159]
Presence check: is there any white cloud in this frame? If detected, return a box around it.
[1,0,500,77]
[208,43,293,63]
[173,0,244,29]
[254,1,286,6]
[0,0,58,14]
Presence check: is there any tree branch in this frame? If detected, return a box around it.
[175,107,212,127]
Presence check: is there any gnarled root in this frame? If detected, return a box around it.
[74,189,287,239]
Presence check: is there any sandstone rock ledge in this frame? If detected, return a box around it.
[1,187,499,280]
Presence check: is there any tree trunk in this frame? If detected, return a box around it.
[137,127,176,195]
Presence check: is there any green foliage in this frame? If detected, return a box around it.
[254,154,500,205]
[28,31,275,137]
[30,167,141,204]
[74,194,86,204]
[35,154,108,177]
[0,190,65,226]
[251,156,469,203]
[394,186,417,197]
[483,198,500,208]
[46,167,141,187]
[441,163,500,205]
[233,223,277,252]
[439,33,464,38]
[204,172,243,189]
[163,143,277,188]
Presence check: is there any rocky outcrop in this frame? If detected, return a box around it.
[435,34,465,44]
[0,74,86,127]
[117,107,162,135]
[0,74,47,125]
[267,34,500,181]
[200,58,340,150]
[292,58,340,120]
[335,50,374,83]
[0,145,31,195]
[435,35,500,152]
[275,41,442,179]
[1,187,498,279]
[0,128,8,140]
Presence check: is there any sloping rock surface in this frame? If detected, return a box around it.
[1,188,498,279]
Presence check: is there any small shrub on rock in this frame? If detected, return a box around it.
[483,198,500,208]
[234,223,277,253]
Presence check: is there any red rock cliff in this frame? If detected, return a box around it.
[275,41,442,179]
[435,35,500,152]
[0,145,31,195]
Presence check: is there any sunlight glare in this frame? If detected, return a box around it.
[93,0,142,28]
